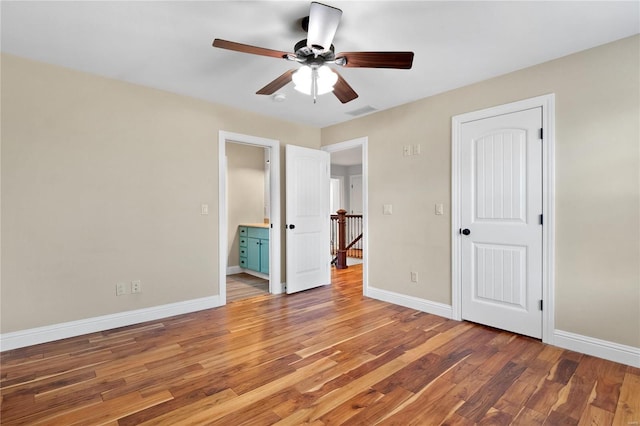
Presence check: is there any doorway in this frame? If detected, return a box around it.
[225,142,270,302]
[218,131,281,304]
[323,137,369,292]
[452,94,555,343]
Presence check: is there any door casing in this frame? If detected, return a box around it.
[451,94,555,344]
[218,131,281,302]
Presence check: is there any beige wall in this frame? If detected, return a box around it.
[322,35,640,348]
[1,54,320,333]
[226,142,265,268]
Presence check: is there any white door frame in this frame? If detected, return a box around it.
[451,94,556,344]
[322,137,369,295]
[218,131,281,303]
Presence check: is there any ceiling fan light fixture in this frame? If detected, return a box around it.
[292,65,337,96]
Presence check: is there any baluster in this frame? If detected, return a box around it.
[336,209,348,269]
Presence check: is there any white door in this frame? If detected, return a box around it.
[286,145,330,294]
[349,175,363,214]
[460,107,543,338]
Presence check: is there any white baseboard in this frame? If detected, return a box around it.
[554,329,640,368]
[365,286,453,319]
[0,295,223,352]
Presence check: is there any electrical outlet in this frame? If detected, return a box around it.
[116,282,128,296]
[131,280,142,294]
[410,272,418,283]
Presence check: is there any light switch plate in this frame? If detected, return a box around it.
[383,204,393,215]
[201,204,209,215]
[116,282,128,296]
[435,203,444,215]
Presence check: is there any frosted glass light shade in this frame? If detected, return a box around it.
[293,65,338,95]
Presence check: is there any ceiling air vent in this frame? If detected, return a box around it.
[346,105,377,117]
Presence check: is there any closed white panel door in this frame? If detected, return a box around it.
[460,107,543,338]
[349,175,363,249]
[349,175,363,214]
[286,145,330,294]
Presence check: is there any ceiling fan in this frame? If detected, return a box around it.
[212,2,414,104]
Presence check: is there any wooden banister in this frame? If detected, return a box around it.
[335,209,348,269]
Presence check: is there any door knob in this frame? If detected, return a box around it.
[461,228,471,236]
[288,224,296,229]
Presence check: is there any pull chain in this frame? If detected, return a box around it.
[312,67,318,103]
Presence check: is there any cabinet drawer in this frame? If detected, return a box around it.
[239,257,247,268]
[239,237,247,247]
[239,227,248,237]
[239,248,247,257]
[247,227,269,239]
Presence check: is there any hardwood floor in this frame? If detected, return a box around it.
[1,264,638,425]
[227,273,269,302]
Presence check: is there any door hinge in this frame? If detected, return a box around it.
[539,128,544,140]
[539,300,543,311]
[539,214,543,225]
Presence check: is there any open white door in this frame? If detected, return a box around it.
[286,145,330,294]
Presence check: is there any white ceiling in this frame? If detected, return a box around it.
[2,1,638,128]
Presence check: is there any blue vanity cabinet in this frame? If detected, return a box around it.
[238,232,248,269]
[239,225,269,274]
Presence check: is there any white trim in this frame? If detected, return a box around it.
[218,131,281,304]
[366,287,453,319]
[274,282,286,295]
[554,330,640,368]
[0,296,222,352]
[451,94,556,344]
[322,137,369,295]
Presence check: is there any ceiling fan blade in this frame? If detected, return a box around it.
[256,69,296,95]
[331,70,358,104]
[336,52,415,69]
[307,2,342,52]
[213,39,291,60]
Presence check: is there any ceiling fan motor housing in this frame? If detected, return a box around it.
[294,39,335,62]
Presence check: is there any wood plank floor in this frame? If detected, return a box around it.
[1,264,639,425]
[227,273,269,303]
